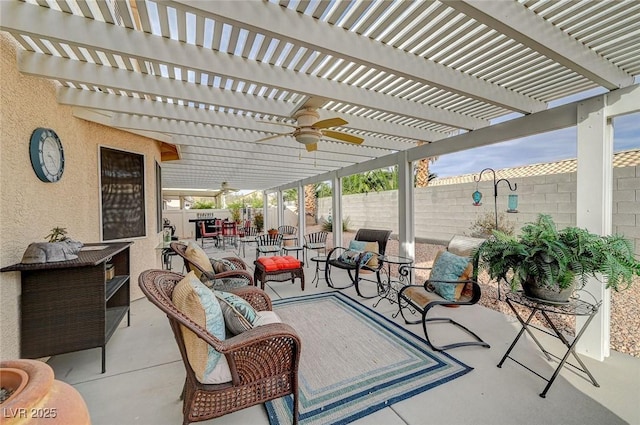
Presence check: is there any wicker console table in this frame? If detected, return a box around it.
[1,242,132,373]
[254,257,305,291]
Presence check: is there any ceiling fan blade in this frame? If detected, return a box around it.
[314,117,348,129]
[305,143,318,152]
[254,132,291,142]
[322,130,364,145]
[256,120,298,129]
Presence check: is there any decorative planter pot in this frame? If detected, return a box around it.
[267,230,278,237]
[522,279,576,303]
[0,359,91,425]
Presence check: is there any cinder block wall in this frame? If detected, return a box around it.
[318,165,640,254]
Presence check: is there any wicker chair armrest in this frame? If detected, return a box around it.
[223,257,248,270]
[213,269,255,284]
[228,286,272,311]
[219,323,301,385]
[199,270,216,281]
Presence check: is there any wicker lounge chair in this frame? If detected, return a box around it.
[170,242,254,289]
[138,270,301,425]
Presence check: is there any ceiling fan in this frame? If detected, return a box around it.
[255,107,364,152]
[219,181,239,194]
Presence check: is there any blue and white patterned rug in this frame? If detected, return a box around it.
[265,292,472,425]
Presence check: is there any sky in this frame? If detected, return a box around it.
[431,86,640,178]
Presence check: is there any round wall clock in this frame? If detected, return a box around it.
[29,128,65,182]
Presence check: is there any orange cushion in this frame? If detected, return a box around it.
[258,256,301,271]
[257,257,279,271]
[273,257,288,269]
[281,256,301,269]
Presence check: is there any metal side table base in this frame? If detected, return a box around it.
[497,291,601,398]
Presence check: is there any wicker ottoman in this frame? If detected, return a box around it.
[254,256,305,291]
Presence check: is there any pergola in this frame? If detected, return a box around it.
[2,0,639,360]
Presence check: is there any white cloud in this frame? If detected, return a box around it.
[432,112,639,178]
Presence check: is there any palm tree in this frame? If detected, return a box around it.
[342,168,398,194]
[304,184,316,219]
[415,141,439,187]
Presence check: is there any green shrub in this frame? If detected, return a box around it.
[253,211,264,232]
[190,200,215,209]
[468,212,514,238]
[320,216,351,232]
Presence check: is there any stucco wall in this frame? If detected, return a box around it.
[318,165,640,254]
[0,33,163,359]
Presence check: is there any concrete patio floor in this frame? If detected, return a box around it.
[47,241,640,425]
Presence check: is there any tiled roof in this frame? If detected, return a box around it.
[430,149,640,186]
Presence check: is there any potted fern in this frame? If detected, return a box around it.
[473,214,640,302]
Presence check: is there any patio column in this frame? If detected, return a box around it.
[297,182,305,243]
[332,173,343,249]
[575,95,613,361]
[397,151,415,260]
[277,190,284,228]
[262,191,268,230]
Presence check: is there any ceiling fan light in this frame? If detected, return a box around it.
[294,128,322,145]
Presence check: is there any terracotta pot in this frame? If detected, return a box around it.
[0,359,91,425]
[268,230,278,237]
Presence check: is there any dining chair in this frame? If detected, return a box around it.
[303,231,328,267]
[255,233,283,260]
[237,226,260,257]
[199,221,220,248]
[220,221,238,250]
[278,225,298,247]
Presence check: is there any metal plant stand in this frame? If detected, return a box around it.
[497,291,601,398]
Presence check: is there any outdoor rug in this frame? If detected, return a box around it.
[265,292,473,425]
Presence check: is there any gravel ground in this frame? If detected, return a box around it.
[321,229,639,358]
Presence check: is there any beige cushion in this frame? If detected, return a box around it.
[185,241,214,279]
[402,286,441,308]
[364,241,379,267]
[447,235,485,257]
[172,271,230,384]
[254,310,282,326]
